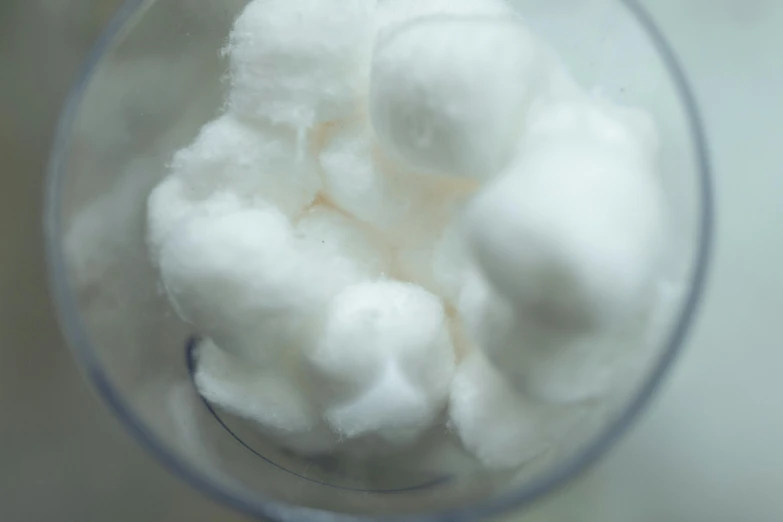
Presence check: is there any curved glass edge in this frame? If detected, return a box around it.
[44,0,714,521]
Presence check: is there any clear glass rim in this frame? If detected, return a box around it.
[44,1,714,520]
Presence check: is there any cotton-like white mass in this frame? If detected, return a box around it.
[147,176,195,260]
[465,102,665,333]
[227,0,375,128]
[296,205,391,283]
[319,122,439,239]
[523,279,683,405]
[158,199,388,367]
[194,340,338,454]
[146,0,673,471]
[526,96,660,164]
[449,351,550,469]
[147,114,322,259]
[318,121,477,250]
[396,222,476,306]
[458,233,665,406]
[167,114,321,215]
[460,271,628,403]
[158,201,333,365]
[428,224,476,305]
[370,15,552,178]
[304,280,455,445]
[518,331,638,405]
[458,271,520,362]
[375,0,514,36]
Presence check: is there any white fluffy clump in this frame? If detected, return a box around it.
[158,199,389,365]
[158,200,332,365]
[396,222,476,306]
[147,176,194,259]
[305,280,455,445]
[427,225,476,305]
[296,206,391,284]
[146,114,321,259]
[168,115,321,215]
[465,100,664,333]
[370,15,553,178]
[318,121,477,301]
[195,340,338,454]
[227,0,375,128]
[459,271,519,363]
[375,0,514,36]
[147,0,671,470]
[318,121,460,241]
[449,351,549,469]
[519,332,638,405]
[458,271,640,404]
[526,95,660,164]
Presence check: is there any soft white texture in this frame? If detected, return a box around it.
[370,15,552,178]
[147,179,250,263]
[396,222,476,306]
[318,121,478,301]
[518,332,636,405]
[148,176,191,259]
[459,271,519,363]
[526,96,660,163]
[318,122,396,230]
[458,232,663,407]
[168,114,321,215]
[147,115,321,259]
[194,340,338,454]
[146,0,672,467]
[305,280,455,445]
[157,199,386,366]
[227,0,375,128]
[375,0,514,36]
[463,280,634,404]
[296,205,391,281]
[465,102,665,332]
[520,279,683,405]
[429,225,475,304]
[449,350,549,469]
[318,121,472,244]
[319,122,428,236]
[158,200,323,364]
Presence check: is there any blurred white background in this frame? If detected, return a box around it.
[1,0,781,520]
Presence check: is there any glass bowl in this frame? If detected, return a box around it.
[45,0,712,520]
